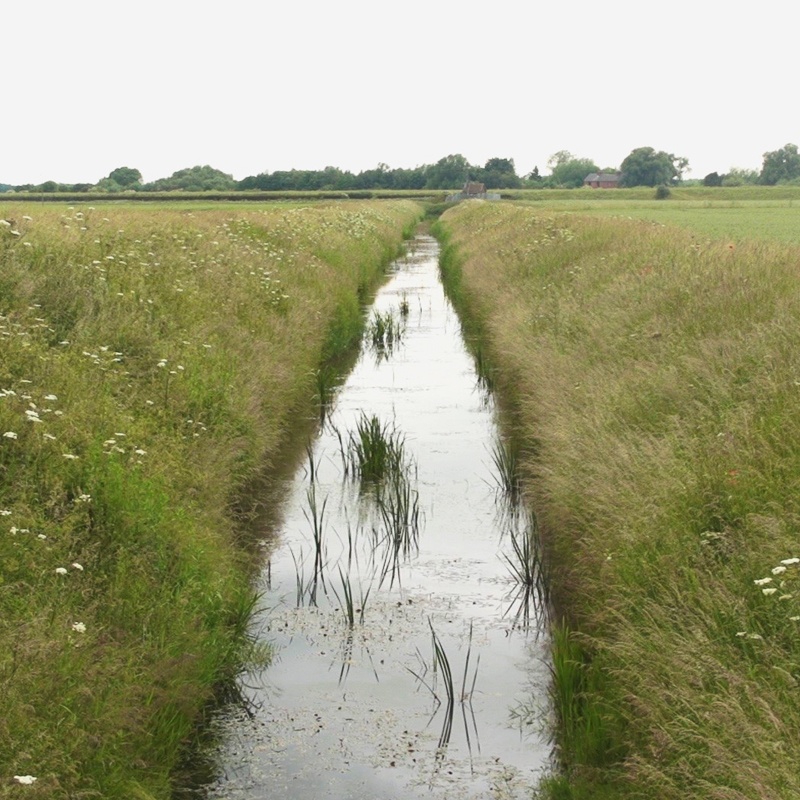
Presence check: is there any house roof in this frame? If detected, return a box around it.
[584,173,620,183]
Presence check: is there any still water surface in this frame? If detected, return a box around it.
[198,235,552,799]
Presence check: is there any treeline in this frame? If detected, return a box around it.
[2,155,523,195]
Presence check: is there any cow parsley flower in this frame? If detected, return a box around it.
[72,622,86,633]
[55,567,68,575]
[754,577,773,586]
[13,775,37,785]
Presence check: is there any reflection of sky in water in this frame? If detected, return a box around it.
[202,237,553,799]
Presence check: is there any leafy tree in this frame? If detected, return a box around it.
[547,151,600,188]
[703,172,723,187]
[759,143,800,185]
[721,167,759,187]
[481,157,520,188]
[424,154,475,189]
[107,166,142,188]
[144,165,236,192]
[619,147,688,187]
[525,166,544,185]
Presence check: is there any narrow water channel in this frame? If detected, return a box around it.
[194,235,552,799]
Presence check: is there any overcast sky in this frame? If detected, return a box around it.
[3,0,796,185]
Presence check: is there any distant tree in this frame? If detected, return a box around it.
[525,166,543,185]
[619,147,687,187]
[721,167,759,187]
[547,151,600,188]
[424,154,475,189]
[107,166,142,188]
[759,143,800,185]
[39,180,58,193]
[144,165,236,192]
[703,172,723,187]
[481,157,520,188]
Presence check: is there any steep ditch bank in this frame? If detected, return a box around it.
[433,201,800,800]
[0,201,421,799]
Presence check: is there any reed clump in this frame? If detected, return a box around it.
[438,201,800,799]
[0,199,421,797]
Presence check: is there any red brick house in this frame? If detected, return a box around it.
[583,172,621,189]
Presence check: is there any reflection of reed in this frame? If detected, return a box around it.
[408,620,481,760]
[502,511,551,631]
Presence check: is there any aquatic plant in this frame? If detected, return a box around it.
[502,511,549,629]
[489,435,521,502]
[366,309,404,360]
[336,412,409,487]
[374,475,422,588]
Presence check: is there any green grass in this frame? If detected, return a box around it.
[0,199,422,798]
[437,200,800,799]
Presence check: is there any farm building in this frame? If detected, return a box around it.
[583,172,621,189]
[446,181,501,202]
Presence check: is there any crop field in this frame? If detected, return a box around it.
[0,199,421,798]
[436,200,800,800]
[553,200,800,244]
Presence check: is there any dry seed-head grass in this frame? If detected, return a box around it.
[440,201,800,798]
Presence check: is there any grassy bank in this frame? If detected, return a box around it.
[436,201,800,799]
[0,200,421,797]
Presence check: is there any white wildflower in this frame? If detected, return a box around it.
[762,587,778,596]
[72,621,86,633]
[3,431,18,439]
[781,557,800,566]
[772,565,788,575]
[754,577,773,586]
[13,775,37,785]
[62,454,79,460]
[71,562,84,571]
[55,567,68,575]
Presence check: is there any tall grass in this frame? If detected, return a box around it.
[438,200,800,799]
[0,199,421,798]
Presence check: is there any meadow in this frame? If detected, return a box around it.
[436,199,800,799]
[0,199,421,798]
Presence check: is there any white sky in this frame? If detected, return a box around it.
[3,0,797,185]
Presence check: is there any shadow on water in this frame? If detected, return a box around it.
[174,235,554,800]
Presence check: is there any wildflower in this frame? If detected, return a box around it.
[0,510,10,516]
[13,775,37,785]
[37,534,46,540]
[43,433,57,441]
[772,565,788,575]
[71,562,84,571]
[72,622,86,633]
[44,394,58,401]
[762,587,778,596]
[754,577,773,586]
[790,616,800,622]
[62,454,79,460]
[779,594,793,601]
[781,557,800,565]
[76,494,91,503]
[3,431,18,439]
[134,449,146,456]
[55,567,68,575]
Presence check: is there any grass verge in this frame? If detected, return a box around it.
[0,199,421,797]
[437,200,800,799]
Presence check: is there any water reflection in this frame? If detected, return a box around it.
[185,235,553,799]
